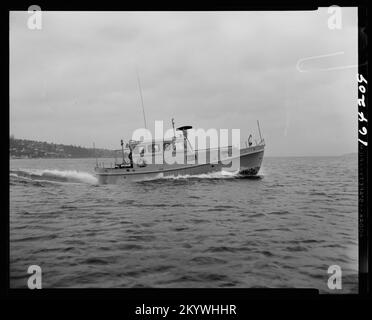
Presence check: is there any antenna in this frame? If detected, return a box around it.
[136,69,147,129]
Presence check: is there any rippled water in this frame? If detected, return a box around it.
[9,156,358,292]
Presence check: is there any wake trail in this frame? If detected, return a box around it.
[10,168,98,185]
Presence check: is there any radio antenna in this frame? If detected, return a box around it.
[136,69,147,129]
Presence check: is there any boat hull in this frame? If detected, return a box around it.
[95,144,264,184]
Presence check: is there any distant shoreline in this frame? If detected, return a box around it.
[265,153,357,158]
[10,157,115,160]
[9,137,117,159]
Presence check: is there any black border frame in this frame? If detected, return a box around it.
[2,0,370,305]
[358,1,369,296]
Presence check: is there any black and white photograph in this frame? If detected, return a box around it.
[7,6,367,299]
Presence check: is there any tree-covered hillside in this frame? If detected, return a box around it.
[9,137,117,159]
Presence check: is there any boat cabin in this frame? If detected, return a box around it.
[114,136,194,168]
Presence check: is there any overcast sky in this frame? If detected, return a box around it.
[10,9,358,156]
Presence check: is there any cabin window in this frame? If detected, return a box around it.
[148,144,161,153]
[163,142,172,151]
[133,146,145,155]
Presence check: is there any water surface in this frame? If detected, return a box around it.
[10,156,358,292]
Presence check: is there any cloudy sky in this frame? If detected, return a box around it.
[10,9,358,156]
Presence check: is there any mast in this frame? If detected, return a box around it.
[136,69,147,129]
[257,120,263,143]
[176,126,193,164]
[121,139,125,164]
[171,118,176,139]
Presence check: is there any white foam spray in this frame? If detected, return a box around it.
[11,168,98,184]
